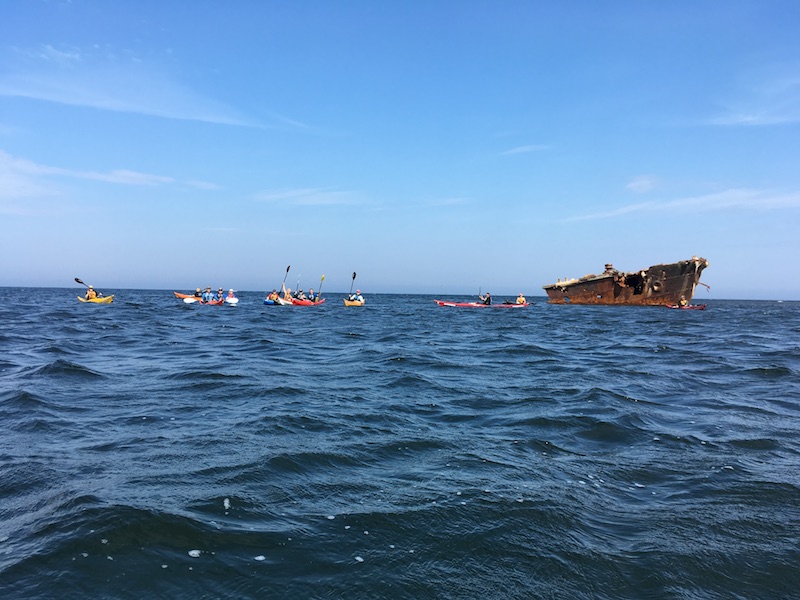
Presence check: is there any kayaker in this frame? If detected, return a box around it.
[193,288,202,298]
[215,287,225,301]
[479,292,491,305]
[266,289,280,302]
[348,289,364,302]
[282,284,293,301]
[307,288,316,302]
[201,287,214,302]
[85,285,101,300]
[516,293,526,304]
[227,289,236,300]
[679,295,688,307]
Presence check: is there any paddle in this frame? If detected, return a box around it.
[349,272,357,297]
[279,265,292,300]
[75,277,103,298]
[316,274,325,303]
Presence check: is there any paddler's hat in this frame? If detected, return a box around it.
[88,285,94,289]
[356,289,360,293]
[196,288,201,292]
[229,289,234,292]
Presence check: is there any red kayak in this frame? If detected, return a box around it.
[290,298,326,306]
[666,304,707,310]
[434,300,529,308]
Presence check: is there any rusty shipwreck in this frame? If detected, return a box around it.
[542,257,709,305]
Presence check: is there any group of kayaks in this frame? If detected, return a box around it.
[173,291,364,307]
[173,291,238,305]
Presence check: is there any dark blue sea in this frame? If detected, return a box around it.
[1,288,798,599]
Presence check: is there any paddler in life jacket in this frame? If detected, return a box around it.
[679,295,688,307]
[478,292,491,305]
[85,285,101,300]
[266,289,279,302]
[282,283,293,301]
[193,288,203,298]
[516,293,526,304]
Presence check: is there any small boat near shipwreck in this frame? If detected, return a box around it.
[666,303,707,310]
[542,257,709,306]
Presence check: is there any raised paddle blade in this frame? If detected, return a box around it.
[75,277,88,287]
[316,274,325,302]
[280,265,291,286]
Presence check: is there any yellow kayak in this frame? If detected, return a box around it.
[343,298,365,306]
[78,295,114,304]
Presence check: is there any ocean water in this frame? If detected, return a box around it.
[1,288,798,599]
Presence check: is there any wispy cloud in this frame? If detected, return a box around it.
[625,175,658,194]
[501,144,550,155]
[0,150,212,207]
[709,70,800,126]
[0,44,297,128]
[567,188,800,221]
[253,187,360,206]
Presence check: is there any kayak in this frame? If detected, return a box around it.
[434,300,529,308]
[290,298,326,306]
[343,299,365,306]
[78,295,114,304]
[666,304,707,310]
[224,297,239,305]
[264,297,292,305]
[175,292,225,305]
[182,297,224,305]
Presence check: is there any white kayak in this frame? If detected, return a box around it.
[224,297,239,305]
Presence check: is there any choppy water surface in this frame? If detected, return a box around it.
[1,288,799,599]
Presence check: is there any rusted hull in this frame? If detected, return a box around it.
[542,257,709,306]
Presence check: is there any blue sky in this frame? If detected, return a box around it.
[1,1,798,299]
